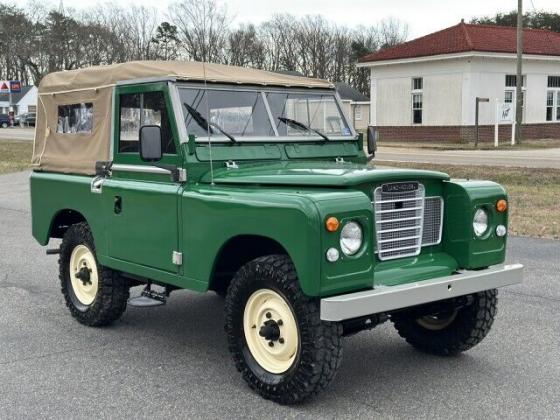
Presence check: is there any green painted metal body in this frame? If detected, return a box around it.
[30,81,509,298]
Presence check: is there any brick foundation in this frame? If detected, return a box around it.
[376,123,560,143]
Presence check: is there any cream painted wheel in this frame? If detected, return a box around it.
[69,245,99,306]
[243,289,299,374]
[416,310,458,331]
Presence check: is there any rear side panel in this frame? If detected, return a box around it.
[30,172,106,253]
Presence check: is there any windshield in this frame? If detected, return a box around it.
[177,86,352,141]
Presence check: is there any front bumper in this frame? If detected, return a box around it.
[320,263,523,321]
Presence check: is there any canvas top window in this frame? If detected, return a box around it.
[57,103,93,134]
[177,86,352,141]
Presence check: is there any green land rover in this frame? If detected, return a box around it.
[30,61,523,404]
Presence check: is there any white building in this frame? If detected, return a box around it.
[0,86,38,115]
[358,22,560,142]
[334,82,370,131]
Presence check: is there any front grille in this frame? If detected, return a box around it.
[422,197,444,246]
[373,183,443,261]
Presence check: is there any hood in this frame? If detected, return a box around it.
[200,161,450,187]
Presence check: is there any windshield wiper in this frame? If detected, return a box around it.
[183,102,236,143]
[278,117,330,141]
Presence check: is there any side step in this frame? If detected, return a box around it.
[128,284,169,307]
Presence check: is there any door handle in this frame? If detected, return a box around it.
[114,196,122,214]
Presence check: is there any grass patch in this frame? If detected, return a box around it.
[0,141,32,174]
[378,138,560,150]
[376,160,560,240]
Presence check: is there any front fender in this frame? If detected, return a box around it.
[181,185,322,296]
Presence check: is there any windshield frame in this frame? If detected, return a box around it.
[174,82,357,143]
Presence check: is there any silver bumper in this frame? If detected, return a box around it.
[320,263,523,321]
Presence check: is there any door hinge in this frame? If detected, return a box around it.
[172,251,183,266]
[225,160,239,169]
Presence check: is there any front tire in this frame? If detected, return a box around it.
[225,255,343,404]
[391,290,498,356]
[59,223,129,326]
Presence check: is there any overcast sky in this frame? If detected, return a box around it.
[14,0,560,39]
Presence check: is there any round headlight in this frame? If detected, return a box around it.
[340,221,363,255]
[473,209,489,237]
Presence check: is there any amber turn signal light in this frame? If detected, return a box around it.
[326,217,340,232]
[496,199,507,213]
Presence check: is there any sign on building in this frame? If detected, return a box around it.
[498,102,514,123]
[0,80,22,93]
[9,81,21,93]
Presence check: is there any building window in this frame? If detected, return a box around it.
[412,77,423,124]
[505,74,526,87]
[548,76,560,88]
[354,105,362,121]
[412,77,423,90]
[412,94,423,124]
[546,90,560,122]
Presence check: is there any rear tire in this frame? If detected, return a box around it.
[391,290,498,356]
[225,254,343,404]
[59,223,129,326]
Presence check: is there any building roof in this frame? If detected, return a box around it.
[39,61,333,94]
[334,82,369,102]
[360,22,560,63]
[0,86,35,103]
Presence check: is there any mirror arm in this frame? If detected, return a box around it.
[154,164,186,183]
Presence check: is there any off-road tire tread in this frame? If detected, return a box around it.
[59,222,129,326]
[225,254,343,404]
[392,289,498,356]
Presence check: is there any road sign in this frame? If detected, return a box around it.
[498,102,515,123]
[9,81,21,93]
[0,81,9,93]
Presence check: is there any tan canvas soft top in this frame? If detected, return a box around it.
[32,61,333,175]
[38,60,333,93]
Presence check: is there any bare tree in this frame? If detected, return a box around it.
[0,0,409,95]
[169,0,229,62]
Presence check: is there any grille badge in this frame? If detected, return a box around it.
[381,182,419,193]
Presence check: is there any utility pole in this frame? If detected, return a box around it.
[515,0,523,144]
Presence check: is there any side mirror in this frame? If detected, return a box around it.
[367,126,377,157]
[139,125,163,162]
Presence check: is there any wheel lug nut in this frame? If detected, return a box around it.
[266,312,271,319]
[277,319,283,326]
[279,338,285,344]
[268,341,274,347]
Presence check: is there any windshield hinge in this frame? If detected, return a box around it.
[177,168,187,182]
[225,160,239,169]
[172,251,183,266]
[335,157,345,164]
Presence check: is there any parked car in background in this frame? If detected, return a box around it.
[0,114,10,128]
[15,112,36,127]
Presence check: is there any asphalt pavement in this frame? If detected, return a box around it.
[376,146,560,169]
[1,171,559,419]
[0,127,35,142]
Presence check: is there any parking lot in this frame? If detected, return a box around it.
[1,170,559,419]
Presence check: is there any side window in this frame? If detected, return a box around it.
[118,91,176,154]
[57,103,93,134]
